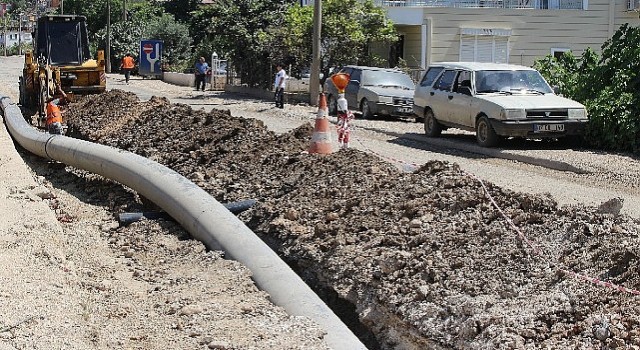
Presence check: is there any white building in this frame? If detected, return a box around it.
[0,30,32,48]
[373,0,640,69]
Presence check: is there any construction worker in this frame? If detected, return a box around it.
[46,86,67,135]
[120,53,136,84]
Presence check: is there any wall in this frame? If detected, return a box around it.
[225,85,311,104]
[386,2,640,67]
[0,31,32,48]
[162,72,194,87]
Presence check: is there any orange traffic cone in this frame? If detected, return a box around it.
[308,93,335,154]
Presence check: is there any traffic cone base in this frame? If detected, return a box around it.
[308,93,335,154]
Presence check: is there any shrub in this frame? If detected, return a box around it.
[534,24,640,154]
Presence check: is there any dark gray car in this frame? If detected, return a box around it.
[324,65,415,119]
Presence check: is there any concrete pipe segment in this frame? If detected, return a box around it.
[0,96,367,350]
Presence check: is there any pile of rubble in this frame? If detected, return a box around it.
[65,90,640,349]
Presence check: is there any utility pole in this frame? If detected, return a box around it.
[18,13,21,55]
[2,7,6,57]
[309,0,322,106]
[106,0,111,73]
[122,0,126,21]
[61,0,64,14]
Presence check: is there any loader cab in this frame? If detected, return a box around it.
[34,15,91,66]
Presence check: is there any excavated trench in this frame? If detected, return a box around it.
[61,90,640,349]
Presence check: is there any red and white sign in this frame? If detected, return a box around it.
[143,43,153,55]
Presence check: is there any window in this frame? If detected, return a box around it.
[434,70,457,91]
[420,67,443,87]
[349,69,362,85]
[460,28,511,64]
[453,70,472,93]
[551,48,570,60]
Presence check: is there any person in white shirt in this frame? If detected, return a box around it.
[274,63,286,109]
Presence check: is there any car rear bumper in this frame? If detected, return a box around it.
[491,119,588,138]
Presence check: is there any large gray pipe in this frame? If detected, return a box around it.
[0,96,367,350]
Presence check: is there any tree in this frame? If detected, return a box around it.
[161,0,200,26]
[61,0,148,64]
[190,0,295,87]
[282,0,397,80]
[534,24,640,154]
[143,13,192,67]
[61,0,122,35]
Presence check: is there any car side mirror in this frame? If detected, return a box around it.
[458,86,472,96]
[552,85,560,95]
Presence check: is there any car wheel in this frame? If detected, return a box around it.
[423,109,442,137]
[327,95,337,116]
[476,115,501,147]
[360,98,373,119]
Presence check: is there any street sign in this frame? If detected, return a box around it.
[138,39,163,78]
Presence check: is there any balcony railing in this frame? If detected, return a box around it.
[375,0,584,9]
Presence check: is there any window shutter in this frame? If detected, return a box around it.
[476,36,494,62]
[494,36,509,63]
[460,35,475,61]
[459,31,510,63]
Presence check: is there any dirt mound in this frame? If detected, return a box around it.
[65,90,640,349]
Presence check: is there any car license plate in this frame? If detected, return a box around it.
[395,107,412,114]
[534,123,564,133]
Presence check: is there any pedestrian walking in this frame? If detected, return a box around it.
[120,53,135,84]
[274,63,287,109]
[194,57,210,91]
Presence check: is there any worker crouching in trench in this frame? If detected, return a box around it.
[46,85,68,135]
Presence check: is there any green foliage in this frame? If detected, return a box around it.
[161,0,200,26]
[533,24,640,154]
[282,0,397,80]
[143,13,192,65]
[61,0,122,35]
[94,19,145,70]
[3,42,32,56]
[6,0,27,13]
[64,0,163,67]
[190,0,294,88]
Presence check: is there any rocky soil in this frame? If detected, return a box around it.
[62,89,640,349]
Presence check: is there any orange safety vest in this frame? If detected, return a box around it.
[46,102,62,126]
[122,56,135,69]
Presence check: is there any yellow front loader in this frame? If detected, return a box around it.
[18,15,106,127]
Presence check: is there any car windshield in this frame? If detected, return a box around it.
[362,70,415,90]
[475,70,553,94]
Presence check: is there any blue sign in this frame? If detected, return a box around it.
[139,39,163,78]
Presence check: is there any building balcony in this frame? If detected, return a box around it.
[374,0,584,9]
